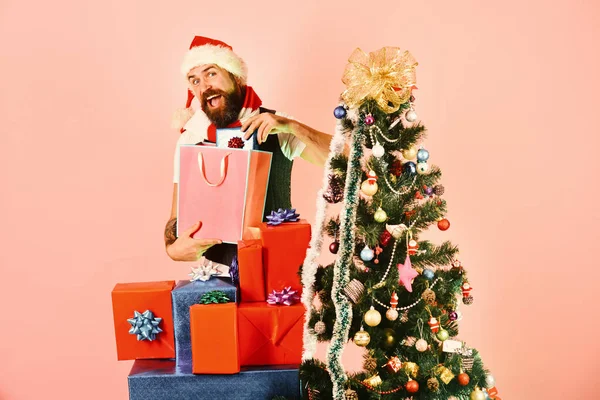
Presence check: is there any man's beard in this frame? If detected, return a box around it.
[201,85,246,128]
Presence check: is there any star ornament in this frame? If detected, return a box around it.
[397,255,419,292]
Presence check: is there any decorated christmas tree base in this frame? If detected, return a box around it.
[128,359,300,400]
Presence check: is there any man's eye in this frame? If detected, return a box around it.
[192,79,200,85]
[208,72,216,77]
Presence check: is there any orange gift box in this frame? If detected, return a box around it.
[237,303,304,366]
[111,281,176,361]
[190,303,240,374]
[237,239,265,302]
[257,221,311,295]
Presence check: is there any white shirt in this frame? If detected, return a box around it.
[173,110,306,183]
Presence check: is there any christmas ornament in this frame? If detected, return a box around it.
[344,279,365,304]
[383,328,396,348]
[422,288,436,305]
[127,310,163,341]
[433,185,445,196]
[397,255,419,292]
[364,306,382,327]
[437,218,450,231]
[434,365,455,384]
[363,375,382,387]
[390,159,403,176]
[458,372,470,386]
[199,290,230,304]
[386,308,398,321]
[380,230,393,246]
[417,162,429,174]
[403,362,420,378]
[323,174,344,203]
[400,311,409,323]
[488,387,501,399]
[463,295,474,305]
[428,317,440,333]
[462,282,474,304]
[405,109,418,122]
[372,142,385,158]
[405,379,419,393]
[417,148,430,162]
[415,190,424,200]
[386,356,402,373]
[364,113,375,125]
[329,241,339,254]
[267,286,300,305]
[266,208,300,226]
[407,239,419,255]
[403,336,417,346]
[360,245,375,262]
[449,311,458,321]
[353,326,371,346]
[360,170,378,196]
[386,223,408,239]
[314,321,326,335]
[386,292,399,321]
[374,207,388,223]
[374,245,382,264]
[425,186,434,196]
[344,389,358,400]
[423,268,435,280]
[427,377,439,392]
[334,105,347,119]
[227,136,244,149]
[436,329,449,341]
[415,339,428,352]
[341,47,417,113]
[485,374,496,388]
[454,310,463,321]
[403,161,417,175]
[363,355,378,371]
[402,147,418,160]
[470,387,486,400]
[460,348,475,372]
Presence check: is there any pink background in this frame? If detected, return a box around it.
[1,0,598,399]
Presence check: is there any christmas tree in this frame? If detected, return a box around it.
[299,47,499,400]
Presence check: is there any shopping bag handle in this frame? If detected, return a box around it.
[197,152,232,187]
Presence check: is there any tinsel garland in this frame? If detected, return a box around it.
[326,116,365,399]
[300,113,349,360]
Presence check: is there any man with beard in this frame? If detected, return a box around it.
[164,36,333,263]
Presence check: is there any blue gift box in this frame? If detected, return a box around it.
[216,127,259,150]
[128,359,300,400]
[172,279,238,366]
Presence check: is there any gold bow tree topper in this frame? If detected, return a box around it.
[341,47,418,113]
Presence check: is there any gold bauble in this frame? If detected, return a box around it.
[470,387,486,400]
[374,207,388,223]
[386,307,399,321]
[354,328,371,346]
[402,147,418,160]
[382,328,396,349]
[364,306,382,327]
[361,180,378,196]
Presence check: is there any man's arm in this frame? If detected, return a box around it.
[164,184,222,261]
[241,114,335,167]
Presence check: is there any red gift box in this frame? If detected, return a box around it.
[237,239,265,302]
[190,303,240,374]
[238,303,304,366]
[111,281,176,361]
[256,220,311,295]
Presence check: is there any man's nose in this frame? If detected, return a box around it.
[199,80,212,94]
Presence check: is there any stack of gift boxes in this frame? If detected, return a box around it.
[112,214,311,400]
[111,138,312,399]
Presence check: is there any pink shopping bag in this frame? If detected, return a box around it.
[177,145,272,243]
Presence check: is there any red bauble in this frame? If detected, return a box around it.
[405,380,419,393]
[457,373,470,386]
[329,242,339,254]
[437,218,450,231]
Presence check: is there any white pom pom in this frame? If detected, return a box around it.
[171,107,195,130]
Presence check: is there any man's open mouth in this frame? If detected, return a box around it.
[206,94,223,108]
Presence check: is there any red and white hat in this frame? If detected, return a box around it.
[173,36,248,129]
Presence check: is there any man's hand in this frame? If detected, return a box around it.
[166,221,222,262]
[241,113,295,144]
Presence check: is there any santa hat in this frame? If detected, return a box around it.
[172,36,248,130]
